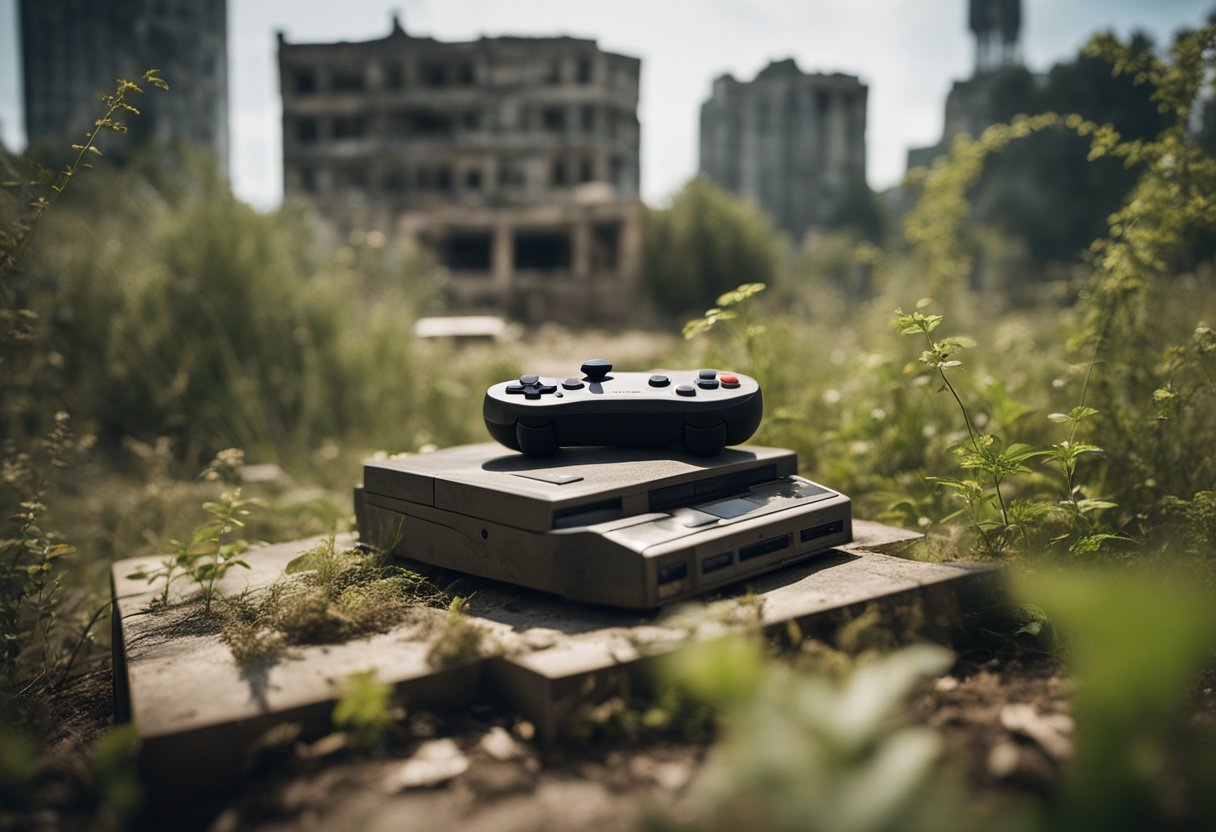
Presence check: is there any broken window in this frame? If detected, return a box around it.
[341,167,367,189]
[542,107,565,133]
[610,156,624,189]
[385,63,405,89]
[591,223,620,271]
[332,115,367,139]
[296,117,319,143]
[465,168,482,190]
[331,69,365,92]
[382,170,405,192]
[421,62,446,87]
[293,69,317,95]
[393,110,452,137]
[577,57,593,83]
[579,158,594,183]
[551,159,567,186]
[514,231,571,271]
[457,62,475,85]
[441,232,492,271]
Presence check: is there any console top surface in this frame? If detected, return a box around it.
[362,442,798,533]
[485,365,758,411]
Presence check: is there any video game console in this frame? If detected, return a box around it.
[483,359,763,457]
[355,442,852,609]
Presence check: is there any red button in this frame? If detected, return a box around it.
[720,374,739,384]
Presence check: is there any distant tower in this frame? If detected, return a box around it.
[19,0,229,171]
[969,0,1021,74]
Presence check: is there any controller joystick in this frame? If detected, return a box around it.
[580,359,612,381]
[483,359,763,458]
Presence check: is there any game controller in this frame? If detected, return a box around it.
[483,359,763,458]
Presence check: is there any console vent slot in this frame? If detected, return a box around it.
[657,561,689,585]
[801,519,844,543]
[553,498,624,529]
[739,533,791,562]
[701,551,734,574]
[648,464,777,512]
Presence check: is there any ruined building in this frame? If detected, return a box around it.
[19,0,229,171]
[907,0,1024,170]
[698,59,868,242]
[278,17,642,323]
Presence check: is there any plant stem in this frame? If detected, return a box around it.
[925,330,1010,529]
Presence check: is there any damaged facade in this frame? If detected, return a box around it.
[699,59,868,242]
[20,0,229,171]
[278,16,642,322]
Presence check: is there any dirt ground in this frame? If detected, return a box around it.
[5,653,1072,831]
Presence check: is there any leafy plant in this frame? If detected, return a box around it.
[332,669,395,750]
[425,596,490,669]
[0,412,93,691]
[127,449,261,612]
[1,69,168,278]
[0,70,168,699]
[892,302,1044,554]
[660,637,959,832]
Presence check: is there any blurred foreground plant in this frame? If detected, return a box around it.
[1019,567,1216,830]
[658,637,959,832]
[127,449,261,613]
[1,70,167,697]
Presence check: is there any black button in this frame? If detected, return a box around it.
[676,384,696,397]
[520,374,539,385]
[562,377,584,390]
[525,389,542,400]
[698,369,717,380]
[538,384,557,394]
[580,359,613,381]
[506,384,526,394]
[649,375,670,387]
[697,379,720,389]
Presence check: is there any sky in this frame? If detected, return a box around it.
[1,0,1213,210]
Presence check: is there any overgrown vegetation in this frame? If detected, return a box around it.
[218,535,446,665]
[1,70,167,699]
[1,19,1214,832]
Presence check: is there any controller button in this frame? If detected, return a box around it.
[697,379,720,389]
[538,384,557,394]
[561,377,584,390]
[580,359,613,381]
[520,374,539,385]
[698,369,717,380]
[676,384,696,397]
[649,375,670,387]
[506,384,526,394]
[719,374,740,388]
[525,389,542,400]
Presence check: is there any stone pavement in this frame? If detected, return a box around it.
[111,520,996,802]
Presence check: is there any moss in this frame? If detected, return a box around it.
[425,597,490,670]
[219,537,446,665]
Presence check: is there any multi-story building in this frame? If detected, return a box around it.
[907,0,1023,170]
[699,58,868,242]
[278,16,642,323]
[19,0,228,171]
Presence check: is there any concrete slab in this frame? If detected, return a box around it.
[111,519,996,802]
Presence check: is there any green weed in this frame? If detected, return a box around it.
[219,535,444,664]
[332,669,395,750]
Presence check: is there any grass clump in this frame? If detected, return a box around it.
[219,536,445,664]
[424,596,490,670]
